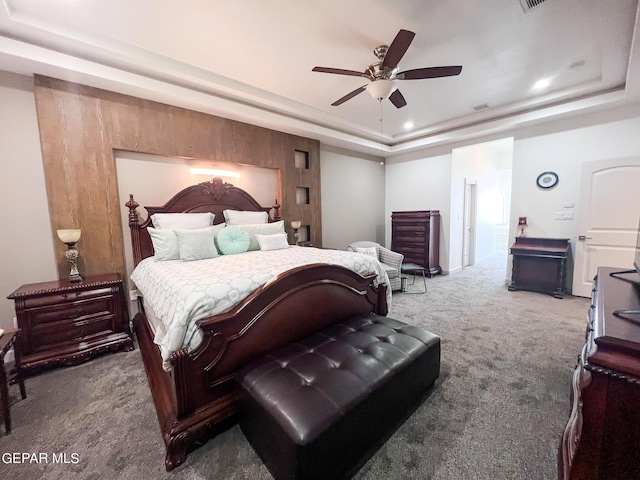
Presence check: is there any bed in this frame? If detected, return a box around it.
[126,176,389,470]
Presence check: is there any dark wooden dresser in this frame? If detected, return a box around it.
[391,210,441,277]
[7,273,133,376]
[508,237,570,298]
[559,267,640,480]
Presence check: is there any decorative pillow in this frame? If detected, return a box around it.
[216,226,251,255]
[148,227,180,261]
[223,210,268,225]
[237,221,285,251]
[174,227,218,261]
[256,233,289,251]
[355,246,378,259]
[150,212,214,230]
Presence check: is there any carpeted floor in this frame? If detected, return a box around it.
[0,253,589,479]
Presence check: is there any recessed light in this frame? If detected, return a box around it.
[533,79,550,90]
[403,121,414,130]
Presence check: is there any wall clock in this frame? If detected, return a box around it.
[536,171,559,189]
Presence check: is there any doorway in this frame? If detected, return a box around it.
[451,137,514,274]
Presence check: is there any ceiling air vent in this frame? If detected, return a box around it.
[473,103,490,112]
[520,0,548,13]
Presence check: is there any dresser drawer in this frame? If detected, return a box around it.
[21,287,113,309]
[393,225,426,235]
[24,294,115,328]
[29,315,115,350]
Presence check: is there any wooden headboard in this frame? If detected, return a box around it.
[126,177,281,265]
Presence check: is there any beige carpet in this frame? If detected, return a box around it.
[0,253,589,479]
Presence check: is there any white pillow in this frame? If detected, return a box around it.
[151,212,214,229]
[237,221,285,251]
[256,233,289,251]
[148,227,180,261]
[174,227,218,261]
[355,246,378,259]
[223,210,268,225]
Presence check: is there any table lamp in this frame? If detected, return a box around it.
[57,229,83,282]
[291,220,301,246]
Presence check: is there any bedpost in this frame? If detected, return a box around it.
[126,194,143,266]
[272,198,281,221]
[170,349,194,419]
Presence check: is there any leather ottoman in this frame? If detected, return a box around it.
[236,314,441,480]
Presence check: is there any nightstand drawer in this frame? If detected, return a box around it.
[21,287,113,309]
[29,315,115,350]
[24,295,114,328]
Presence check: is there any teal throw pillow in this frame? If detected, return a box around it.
[216,225,250,255]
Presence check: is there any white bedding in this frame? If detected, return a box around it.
[131,246,391,370]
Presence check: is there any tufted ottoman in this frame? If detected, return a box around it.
[236,314,441,480]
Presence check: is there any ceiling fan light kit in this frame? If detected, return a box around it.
[366,80,395,101]
[313,29,462,108]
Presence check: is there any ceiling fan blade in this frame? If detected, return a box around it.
[312,67,364,77]
[397,65,463,80]
[382,29,415,69]
[389,89,407,109]
[331,85,367,106]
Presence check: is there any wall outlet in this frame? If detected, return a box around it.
[129,290,139,301]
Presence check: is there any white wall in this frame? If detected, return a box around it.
[320,145,386,249]
[385,151,453,270]
[0,71,57,330]
[510,112,640,242]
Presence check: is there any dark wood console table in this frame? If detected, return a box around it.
[558,267,640,480]
[508,237,570,298]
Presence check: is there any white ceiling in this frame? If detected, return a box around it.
[0,0,639,157]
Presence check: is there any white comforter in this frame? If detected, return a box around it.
[131,246,391,370]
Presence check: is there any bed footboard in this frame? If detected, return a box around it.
[135,263,387,470]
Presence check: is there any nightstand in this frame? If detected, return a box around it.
[7,274,134,376]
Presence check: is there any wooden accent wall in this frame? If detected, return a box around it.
[33,75,321,280]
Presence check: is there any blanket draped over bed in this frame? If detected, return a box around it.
[131,246,391,370]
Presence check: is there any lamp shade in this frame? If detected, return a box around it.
[518,217,528,226]
[57,229,81,244]
[290,220,302,230]
[366,80,395,101]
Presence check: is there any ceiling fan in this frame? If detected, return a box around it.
[312,29,462,109]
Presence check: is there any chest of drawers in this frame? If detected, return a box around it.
[7,273,133,375]
[391,210,441,276]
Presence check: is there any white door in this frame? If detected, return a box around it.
[572,157,640,297]
[462,179,477,267]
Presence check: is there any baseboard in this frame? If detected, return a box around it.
[442,266,461,275]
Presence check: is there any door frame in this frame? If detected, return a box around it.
[463,177,478,268]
